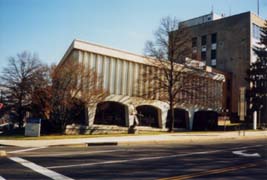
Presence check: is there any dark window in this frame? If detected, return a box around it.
[226,97,231,110]
[227,80,231,91]
[94,102,127,126]
[201,35,207,45]
[211,49,216,59]
[136,105,159,128]
[192,37,197,47]
[201,51,206,61]
[211,33,217,44]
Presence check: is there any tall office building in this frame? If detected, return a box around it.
[176,12,265,121]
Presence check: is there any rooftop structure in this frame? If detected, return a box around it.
[179,12,223,28]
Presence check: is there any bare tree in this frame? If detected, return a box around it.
[51,60,108,132]
[0,51,109,132]
[0,51,49,128]
[143,17,220,131]
[31,85,52,120]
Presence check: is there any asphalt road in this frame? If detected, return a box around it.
[0,138,266,180]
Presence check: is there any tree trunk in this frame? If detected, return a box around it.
[18,109,24,129]
[18,96,24,129]
[169,58,175,132]
[169,101,175,132]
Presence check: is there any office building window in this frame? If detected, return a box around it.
[211,48,216,67]
[192,37,197,47]
[252,24,261,40]
[227,80,231,91]
[211,49,216,59]
[211,59,216,66]
[227,97,231,110]
[201,51,206,61]
[201,35,207,45]
[211,33,217,44]
[211,43,217,50]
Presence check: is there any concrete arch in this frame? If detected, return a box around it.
[134,101,169,129]
[167,108,189,129]
[192,110,219,130]
[94,101,128,127]
[136,105,161,128]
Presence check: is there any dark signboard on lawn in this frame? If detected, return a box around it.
[25,118,41,137]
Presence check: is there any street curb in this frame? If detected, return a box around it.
[0,131,266,148]
[20,135,266,147]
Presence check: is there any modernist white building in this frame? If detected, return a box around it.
[58,39,225,134]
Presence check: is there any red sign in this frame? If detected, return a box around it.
[0,103,3,109]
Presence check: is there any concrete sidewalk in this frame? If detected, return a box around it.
[0,130,266,148]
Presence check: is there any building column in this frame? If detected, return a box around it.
[125,105,131,127]
[87,105,97,126]
[188,108,197,130]
[127,104,135,127]
[161,108,168,129]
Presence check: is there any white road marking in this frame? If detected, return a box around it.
[48,149,222,169]
[9,157,74,180]
[232,150,261,157]
[8,147,47,154]
[48,144,265,169]
[0,176,6,180]
[21,149,124,157]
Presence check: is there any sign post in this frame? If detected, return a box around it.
[253,111,257,130]
[25,118,41,137]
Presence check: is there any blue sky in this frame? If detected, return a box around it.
[0,0,266,70]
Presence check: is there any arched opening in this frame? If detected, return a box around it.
[167,108,189,129]
[94,101,127,127]
[193,111,218,130]
[136,105,160,128]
